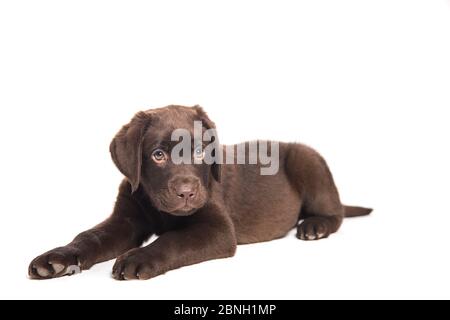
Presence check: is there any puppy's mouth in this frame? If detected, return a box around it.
[166,198,208,216]
[151,189,207,216]
[170,205,198,216]
[153,196,200,216]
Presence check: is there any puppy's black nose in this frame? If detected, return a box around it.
[175,184,196,199]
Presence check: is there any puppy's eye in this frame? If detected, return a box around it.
[151,149,167,163]
[194,146,205,160]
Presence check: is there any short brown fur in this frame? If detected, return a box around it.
[29,105,371,280]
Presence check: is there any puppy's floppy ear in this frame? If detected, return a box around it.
[110,111,152,192]
[193,105,222,183]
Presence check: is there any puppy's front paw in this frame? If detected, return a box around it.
[297,217,331,241]
[112,249,162,281]
[29,246,82,279]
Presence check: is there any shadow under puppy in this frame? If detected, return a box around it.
[29,105,372,280]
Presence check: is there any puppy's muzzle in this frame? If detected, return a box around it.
[175,182,197,200]
[168,176,201,211]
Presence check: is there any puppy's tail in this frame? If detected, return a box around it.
[344,205,373,217]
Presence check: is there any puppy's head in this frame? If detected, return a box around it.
[110,105,220,216]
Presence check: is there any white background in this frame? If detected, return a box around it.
[1,0,449,300]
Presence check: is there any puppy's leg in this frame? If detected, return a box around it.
[297,187,344,241]
[286,143,344,241]
[112,203,236,280]
[28,184,153,279]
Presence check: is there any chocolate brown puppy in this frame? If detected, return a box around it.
[28,105,372,280]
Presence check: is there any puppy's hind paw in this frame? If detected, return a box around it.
[296,217,331,241]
